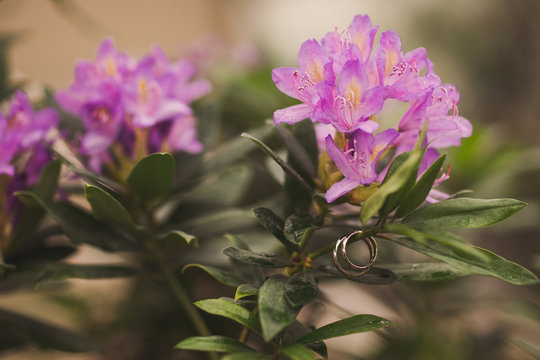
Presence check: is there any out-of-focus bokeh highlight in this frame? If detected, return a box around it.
[0,0,539,359]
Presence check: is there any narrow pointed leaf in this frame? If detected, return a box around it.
[195,298,260,333]
[34,264,136,288]
[401,198,526,230]
[222,353,274,360]
[382,230,539,285]
[182,264,243,288]
[127,152,174,200]
[282,343,316,360]
[284,214,317,244]
[285,272,319,308]
[259,276,301,342]
[175,336,254,353]
[84,185,136,232]
[242,132,313,193]
[0,307,96,352]
[224,234,264,285]
[15,192,136,251]
[296,315,395,345]
[223,247,293,268]
[276,124,316,180]
[395,153,446,218]
[287,321,328,359]
[235,284,259,300]
[254,207,298,250]
[315,266,397,285]
[379,263,469,281]
[361,147,423,224]
[157,230,198,249]
[33,160,61,201]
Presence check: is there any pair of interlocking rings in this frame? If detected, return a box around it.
[332,230,378,277]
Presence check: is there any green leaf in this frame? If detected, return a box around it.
[401,198,526,230]
[175,336,254,353]
[203,123,274,171]
[195,298,261,333]
[285,272,319,308]
[383,230,539,285]
[84,185,136,233]
[254,207,299,251]
[242,132,313,193]
[296,315,395,344]
[284,214,317,244]
[223,247,293,268]
[314,266,397,285]
[286,321,327,359]
[10,160,61,246]
[33,160,62,202]
[361,147,423,224]
[15,192,136,252]
[259,276,301,342]
[385,223,487,261]
[0,307,96,352]
[222,353,274,360]
[34,264,136,288]
[182,264,243,288]
[224,234,264,285]
[157,230,198,249]
[276,124,316,180]
[127,153,174,200]
[235,284,259,300]
[379,263,470,281]
[282,343,316,360]
[395,153,446,218]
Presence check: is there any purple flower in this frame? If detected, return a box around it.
[324,128,398,203]
[375,31,440,101]
[314,59,384,133]
[396,84,472,151]
[0,91,58,236]
[56,38,210,174]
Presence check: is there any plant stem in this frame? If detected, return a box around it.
[147,241,218,360]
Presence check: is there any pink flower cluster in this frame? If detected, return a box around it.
[56,39,211,172]
[0,91,58,224]
[272,15,472,203]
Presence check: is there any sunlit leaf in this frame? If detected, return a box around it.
[401,198,526,230]
[175,336,254,353]
[195,298,260,333]
[295,315,395,344]
[281,343,316,360]
[235,284,259,301]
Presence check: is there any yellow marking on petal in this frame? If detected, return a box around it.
[138,79,148,103]
[385,50,399,77]
[307,60,324,83]
[345,79,363,108]
[352,34,366,52]
[105,58,117,77]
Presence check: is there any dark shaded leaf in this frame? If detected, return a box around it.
[314,266,397,285]
[195,298,261,333]
[395,153,446,218]
[175,336,254,353]
[242,132,313,193]
[0,307,96,352]
[383,230,539,285]
[401,198,526,230]
[182,264,243,288]
[224,234,264,285]
[222,353,274,360]
[157,230,198,250]
[15,192,137,252]
[223,247,293,268]
[34,264,136,287]
[284,214,317,244]
[296,315,395,344]
[84,185,136,233]
[286,321,327,359]
[127,152,174,200]
[259,276,301,342]
[254,207,299,251]
[285,272,319,308]
[276,125,316,180]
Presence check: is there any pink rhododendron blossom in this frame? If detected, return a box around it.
[0,91,58,230]
[272,15,472,204]
[56,38,210,173]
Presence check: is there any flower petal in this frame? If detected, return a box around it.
[325,177,363,203]
[273,104,313,125]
